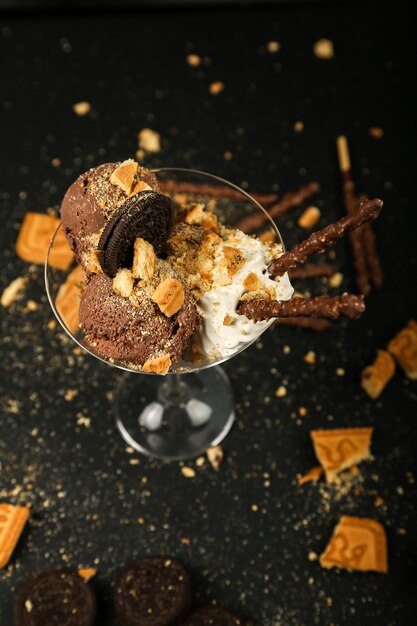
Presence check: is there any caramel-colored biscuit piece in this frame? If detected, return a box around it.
[184,203,220,232]
[109,159,138,194]
[243,272,263,292]
[129,180,152,197]
[113,268,134,298]
[223,246,245,276]
[152,277,184,317]
[16,213,74,270]
[142,354,171,375]
[55,265,85,334]
[297,466,323,485]
[298,206,321,229]
[361,350,396,398]
[77,567,97,582]
[388,320,417,379]
[132,238,156,280]
[0,503,30,569]
[311,427,373,483]
[320,516,388,573]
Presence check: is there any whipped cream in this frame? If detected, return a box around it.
[197,230,293,358]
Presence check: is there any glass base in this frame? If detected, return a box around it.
[114,366,235,461]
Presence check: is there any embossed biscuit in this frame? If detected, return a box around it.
[55,265,85,334]
[142,354,172,375]
[311,427,373,483]
[361,350,396,398]
[388,320,417,380]
[16,213,74,270]
[320,516,388,573]
[152,277,185,317]
[132,237,156,280]
[0,503,30,569]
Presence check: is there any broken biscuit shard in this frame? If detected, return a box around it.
[311,427,373,483]
[320,516,388,573]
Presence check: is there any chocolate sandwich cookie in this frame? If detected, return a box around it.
[184,604,246,625]
[98,191,175,277]
[14,569,97,626]
[114,556,191,626]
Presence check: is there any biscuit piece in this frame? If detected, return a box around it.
[388,320,417,379]
[142,354,172,375]
[297,466,323,485]
[109,159,138,194]
[361,350,396,398]
[320,516,388,573]
[16,213,74,270]
[152,277,185,317]
[311,427,373,483]
[55,265,85,334]
[0,503,30,569]
[132,237,156,280]
[112,269,134,298]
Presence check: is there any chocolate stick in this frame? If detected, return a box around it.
[357,193,384,289]
[289,263,338,280]
[239,294,365,321]
[272,317,332,331]
[236,182,320,233]
[267,198,383,277]
[337,136,371,295]
[158,180,278,205]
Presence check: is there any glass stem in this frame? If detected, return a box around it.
[158,374,189,406]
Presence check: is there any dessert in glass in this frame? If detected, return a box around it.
[45,159,382,460]
[45,162,292,460]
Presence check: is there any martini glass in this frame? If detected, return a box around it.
[45,169,284,460]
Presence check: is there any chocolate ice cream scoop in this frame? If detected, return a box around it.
[79,269,200,368]
[60,162,159,269]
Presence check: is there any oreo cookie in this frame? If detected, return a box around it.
[98,191,175,277]
[14,569,97,626]
[184,604,246,625]
[114,556,191,626]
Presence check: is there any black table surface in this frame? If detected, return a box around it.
[1,3,416,625]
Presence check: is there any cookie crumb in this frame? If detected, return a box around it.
[313,38,334,59]
[275,385,287,398]
[369,127,384,139]
[186,53,201,67]
[266,41,280,53]
[138,128,161,153]
[181,466,196,478]
[209,81,225,95]
[72,101,91,116]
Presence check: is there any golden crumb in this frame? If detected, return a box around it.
[181,467,196,478]
[186,53,201,67]
[369,127,384,139]
[142,354,171,375]
[298,206,321,229]
[78,568,97,582]
[294,120,304,132]
[209,81,225,95]
[112,269,134,298]
[1,277,28,307]
[72,101,91,116]
[275,385,287,398]
[313,38,334,59]
[304,350,316,364]
[152,277,185,317]
[207,446,224,471]
[138,128,161,153]
[266,41,281,53]
[329,272,343,288]
[223,151,233,160]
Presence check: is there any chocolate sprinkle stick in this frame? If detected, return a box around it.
[289,263,338,280]
[267,198,383,277]
[239,294,365,321]
[158,180,278,205]
[236,182,320,233]
[272,316,332,331]
[358,193,384,289]
[337,136,371,294]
